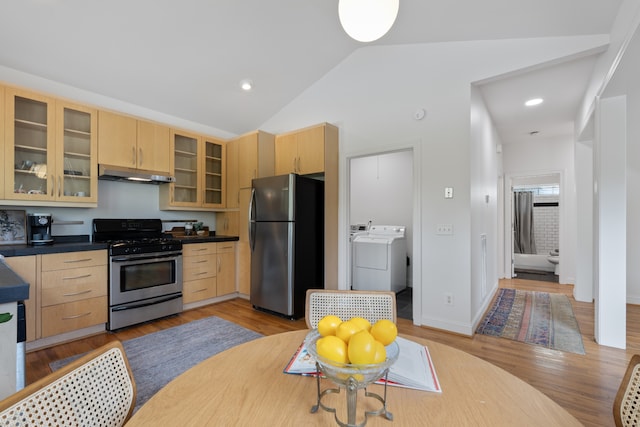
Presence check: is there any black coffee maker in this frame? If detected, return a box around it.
[27,213,53,245]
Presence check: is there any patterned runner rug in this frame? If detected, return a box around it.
[476,288,585,355]
[50,316,263,412]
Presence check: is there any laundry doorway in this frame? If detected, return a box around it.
[347,148,414,319]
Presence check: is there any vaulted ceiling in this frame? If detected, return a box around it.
[0,0,624,141]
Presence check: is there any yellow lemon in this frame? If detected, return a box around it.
[347,330,377,365]
[349,317,372,332]
[370,319,398,346]
[317,315,342,337]
[316,335,348,364]
[372,340,387,364]
[336,320,361,344]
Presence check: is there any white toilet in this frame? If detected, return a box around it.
[547,249,559,275]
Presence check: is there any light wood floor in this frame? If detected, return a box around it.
[25,279,638,427]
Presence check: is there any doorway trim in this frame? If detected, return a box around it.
[342,141,422,325]
[503,170,565,283]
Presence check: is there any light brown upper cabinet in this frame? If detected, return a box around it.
[160,130,226,210]
[235,130,275,189]
[98,111,170,174]
[202,137,226,208]
[225,137,238,208]
[4,88,98,203]
[275,123,330,176]
[137,120,171,173]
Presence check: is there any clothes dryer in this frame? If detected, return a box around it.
[352,225,406,292]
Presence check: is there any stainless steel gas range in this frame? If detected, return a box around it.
[92,218,183,330]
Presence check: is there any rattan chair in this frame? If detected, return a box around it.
[0,341,136,427]
[614,354,640,427]
[305,289,396,329]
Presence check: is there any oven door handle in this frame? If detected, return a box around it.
[111,293,182,312]
[111,252,182,263]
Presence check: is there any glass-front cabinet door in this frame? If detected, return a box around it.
[5,89,55,201]
[203,138,225,208]
[56,103,97,202]
[171,130,201,207]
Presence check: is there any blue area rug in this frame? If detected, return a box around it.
[50,316,263,412]
[476,289,585,355]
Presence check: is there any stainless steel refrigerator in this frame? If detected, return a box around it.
[249,174,324,318]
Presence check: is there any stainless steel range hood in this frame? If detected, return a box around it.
[98,164,175,184]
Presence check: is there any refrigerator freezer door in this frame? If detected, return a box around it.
[250,221,294,316]
[252,174,295,222]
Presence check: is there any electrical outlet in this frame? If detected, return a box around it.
[436,224,453,235]
[444,293,453,305]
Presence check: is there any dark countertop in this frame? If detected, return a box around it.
[0,234,239,257]
[0,235,108,257]
[177,235,239,244]
[0,261,29,304]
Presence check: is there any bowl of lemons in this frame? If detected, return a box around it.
[305,316,400,388]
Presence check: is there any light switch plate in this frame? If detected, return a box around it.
[444,187,453,198]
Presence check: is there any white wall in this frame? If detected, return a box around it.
[469,85,502,327]
[261,36,606,334]
[602,24,640,305]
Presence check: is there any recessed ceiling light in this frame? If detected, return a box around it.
[240,79,253,91]
[525,98,543,107]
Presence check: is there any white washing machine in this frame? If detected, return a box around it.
[349,224,369,288]
[352,225,406,293]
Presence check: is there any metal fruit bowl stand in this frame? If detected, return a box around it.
[305,329,400,427]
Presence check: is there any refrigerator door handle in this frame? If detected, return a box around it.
[249,188,256,251]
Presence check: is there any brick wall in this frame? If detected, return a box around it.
[533,194,559,255]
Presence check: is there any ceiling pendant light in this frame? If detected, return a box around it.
[338,0,400,43]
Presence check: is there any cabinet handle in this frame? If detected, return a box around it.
[297,157,301,172]
[193,271,209,276]
[193,288,208,293]
[64,258,92,263]
[63,312,91,320]
[132,147,136,166]
[192,260,208,264]
[63,274,92,281]
[62,289,92,296]
[139,147,143,167]
[217,258,221,273]
[50,175,54,197]
[58,176,61,198]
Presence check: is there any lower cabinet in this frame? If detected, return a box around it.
[216,242,236,296]
[4,256,37,342]
[39,250,108,338]
[182,242,236,304]
[4,250,108,343]
[183,243,217,304]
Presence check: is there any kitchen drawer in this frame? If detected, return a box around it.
[184,254,217,281]
[183,277,217,304]
[216,242,235,253]
[40,296,107,337]
[183,242,217,257]
[41,266,107,307]
[41,250,107,271]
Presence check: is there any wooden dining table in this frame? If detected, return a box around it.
[125,329,581,426]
